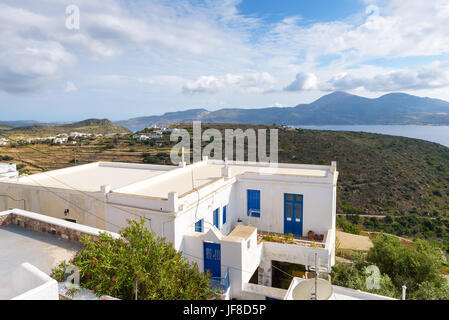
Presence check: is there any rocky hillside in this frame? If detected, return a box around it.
[0,118,130,138]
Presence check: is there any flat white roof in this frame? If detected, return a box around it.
[2,160,335,199]
[9,162,174,192]
[116,161,333,198]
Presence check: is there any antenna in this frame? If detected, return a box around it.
[311,253,319,300]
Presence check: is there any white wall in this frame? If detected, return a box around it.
[235,175,335,236]
[181,227,260,299]
[0,263,58,300]
[0,183,107,229]
[175,183,235,251]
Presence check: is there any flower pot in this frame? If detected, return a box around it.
[307,230,314,240]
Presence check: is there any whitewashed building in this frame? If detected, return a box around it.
[0,159,338,299]
[0,163,18,180]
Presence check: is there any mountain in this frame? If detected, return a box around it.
[115,92,449,129]
[3,118,130,138]
[117,109,210,129]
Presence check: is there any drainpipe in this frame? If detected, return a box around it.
[402,285,407,300]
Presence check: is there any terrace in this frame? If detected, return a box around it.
[258,229,334,271]
[257,231,327,248]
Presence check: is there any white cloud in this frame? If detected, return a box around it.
[283,61,449,93]
[2,0,449,110]
[0,38,75,94]
[284,73,318,91]
[0,0,256,95]
[324,61,449,92]
[183,72,276,94]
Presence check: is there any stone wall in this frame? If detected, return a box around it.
[0,213,98,243]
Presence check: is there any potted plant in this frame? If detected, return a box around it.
[307,230,314,240]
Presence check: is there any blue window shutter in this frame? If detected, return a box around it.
[213,208,220,228]
[195,219,203,232]
[223,206,227,224]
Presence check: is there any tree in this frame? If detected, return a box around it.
[367,234,447,296]
[52,218,218,300]
[332,233,449,300]
[331,251,398,298]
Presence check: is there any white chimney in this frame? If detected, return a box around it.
[330,161,337,173]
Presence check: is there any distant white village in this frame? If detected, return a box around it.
[0,127,179,147]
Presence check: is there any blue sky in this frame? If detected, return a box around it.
[237,0,365,25]
[1,0,449,121]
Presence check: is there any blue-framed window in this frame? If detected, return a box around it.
[213,208,220,228]
[223,205,227,224]
[195,219,203,232]
[247,189,260,217]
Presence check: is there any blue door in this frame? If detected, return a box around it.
[213,208,219,228]
[247,190,260,217]
[284,194,303,236]
[204,242,221,277]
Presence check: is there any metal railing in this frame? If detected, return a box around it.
[210,268,230,292]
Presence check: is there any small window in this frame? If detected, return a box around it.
[223,205,227,224]
[195,219,203,232]
[286,203,292,218]
[286,195,293,201]
[295,204,301,219]
[64,218,77,223]
[295,195,303,202]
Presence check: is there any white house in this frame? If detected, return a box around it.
[0,138,8,146]
[53,137,68,144]
[132,134,150,141]
[0,159,338,299]
[0,163,18,180]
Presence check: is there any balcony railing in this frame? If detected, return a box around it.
[210,268,230,292]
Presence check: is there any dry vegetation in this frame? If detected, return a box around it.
[0,135,173,174]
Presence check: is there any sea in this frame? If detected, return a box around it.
[295,125,449,148]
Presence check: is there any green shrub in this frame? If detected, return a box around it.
[1,155,14,161]
[343,223,361,235]
[51,219,217,300]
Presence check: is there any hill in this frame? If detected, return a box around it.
[0,124,12,131]
[172,123,449,246]
[276,126,449,247]
[115,91,449,128]
[2,118,130,138]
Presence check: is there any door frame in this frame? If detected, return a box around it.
[284,193,303,236]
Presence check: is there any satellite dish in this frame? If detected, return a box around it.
[292,279,334,300]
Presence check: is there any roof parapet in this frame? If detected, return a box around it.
[330,161,337,174]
